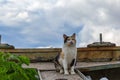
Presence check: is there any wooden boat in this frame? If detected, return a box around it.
[1,46,120,80]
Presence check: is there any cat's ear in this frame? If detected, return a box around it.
[72,33,76,38]
[63,34,67,39]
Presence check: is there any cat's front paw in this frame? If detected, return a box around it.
[64,71,69,75]
[70,71,76,74]
[60,69,64,74]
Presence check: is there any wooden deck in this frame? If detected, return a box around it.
[23,61,120,71]
[23,61,120,80]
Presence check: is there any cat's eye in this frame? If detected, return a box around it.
[72,39,75,40]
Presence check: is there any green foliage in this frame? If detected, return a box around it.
[0,52,38,80]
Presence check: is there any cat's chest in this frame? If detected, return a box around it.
[62,47,77,57]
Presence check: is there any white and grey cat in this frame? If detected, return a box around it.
[54,33,77,75]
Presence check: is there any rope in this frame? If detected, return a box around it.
[75,69,90,80]
[37,69,43,80]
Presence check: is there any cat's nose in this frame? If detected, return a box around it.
[70,41,73,44]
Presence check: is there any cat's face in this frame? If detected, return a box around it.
[63,33,76,46]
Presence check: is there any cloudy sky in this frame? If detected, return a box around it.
[0,0,120,48]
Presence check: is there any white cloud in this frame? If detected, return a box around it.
[0,0,120,48]
[77,0,120,47]
[16,11,31,22]
[37,45,54,48]
[17,12,28,19]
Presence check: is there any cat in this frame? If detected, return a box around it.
[54,33,77,75]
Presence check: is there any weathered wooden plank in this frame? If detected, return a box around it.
[1,46,120,62]
[1,46,120,53]
[23,61,120,72]
[0,48,61,53]
[78,62,120,71]
[40,70,83,80]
